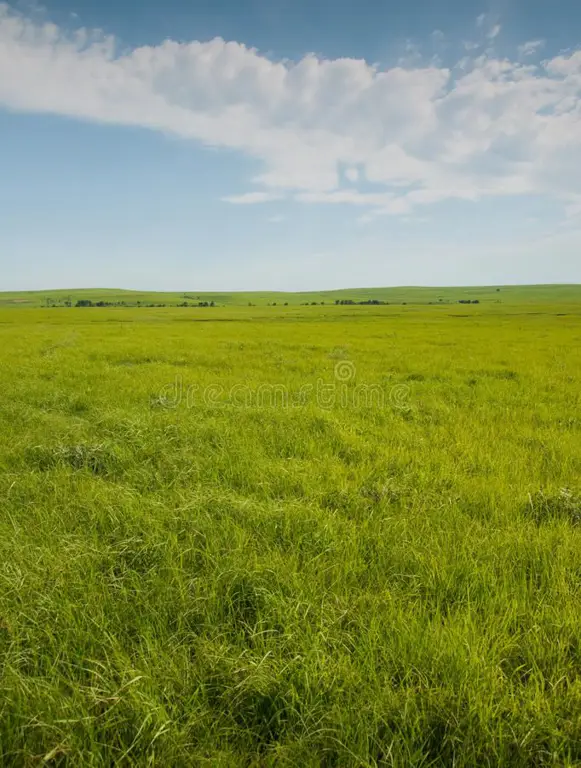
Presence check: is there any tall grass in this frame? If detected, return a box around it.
[1,303,581,765]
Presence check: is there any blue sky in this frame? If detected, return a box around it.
[1,0,581,291]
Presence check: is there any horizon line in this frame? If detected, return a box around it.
[2,282,581,295]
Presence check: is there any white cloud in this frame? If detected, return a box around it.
[222,192,283,204]
[1,4,581,219]
[565,197,581,219]
[475,14,501,43]
[518,40,544,58]
[344,167,359,183]
[545,50,581,76]
[296,190,396,208]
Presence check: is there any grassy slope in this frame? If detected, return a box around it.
[1,301,581,765]
[1,283,581,307]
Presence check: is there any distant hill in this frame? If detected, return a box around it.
[1,284,580,308]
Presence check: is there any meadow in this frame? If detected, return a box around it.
[2,283,581,308]
[1,293,581,765]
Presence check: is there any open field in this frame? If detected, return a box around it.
[1,283,581,307]
[2,297,581,765]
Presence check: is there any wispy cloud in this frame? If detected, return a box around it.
[518,39,545,57]
[565,197,581,219]
[222,192,283,205]
[1,4,581,220]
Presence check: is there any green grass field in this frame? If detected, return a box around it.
[2,283,581,307]
[2,293,581,765]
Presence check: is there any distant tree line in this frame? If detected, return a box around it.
[331,298,482,306]
[72,299,216,308]
[43,296,483,309]
[334,299,388,305]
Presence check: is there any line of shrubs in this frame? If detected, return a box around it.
[334,299,389,305]
[73,300,216,308]
[48,297,482,309]
[332,298,481,305]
